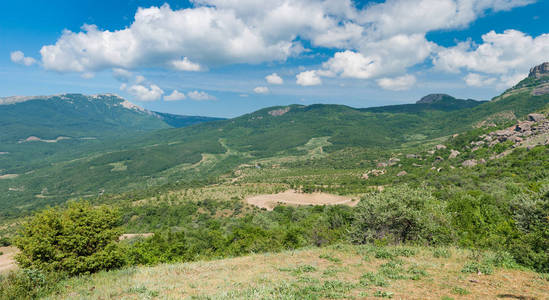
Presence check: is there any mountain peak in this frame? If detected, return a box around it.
[416,94,455,104]
[528,62,549,78]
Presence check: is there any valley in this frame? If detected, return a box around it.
[1,64,548,299]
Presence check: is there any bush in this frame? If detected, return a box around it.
[0,269,59,300]
[14,201,125,276]
[350,185,453,245]
[0,237,10,247]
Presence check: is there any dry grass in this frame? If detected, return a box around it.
[246,189,358,211]
[0,246,19,273]
[50,245,549,299]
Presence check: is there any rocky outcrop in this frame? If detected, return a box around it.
[532,83,549,96]
[388,158,400,166]
[528,62,549,78]
[449,150,460,159]
[435,144,447,150]
[462,160,477,167]
[362,169,386,179]
[417,94,454,104]
[528,113,546,122]
[268,107,290,116]
[396,171,407,177]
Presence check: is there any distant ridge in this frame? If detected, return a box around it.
[416,94,455,104]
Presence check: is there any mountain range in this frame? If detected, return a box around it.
[0,63,548,216]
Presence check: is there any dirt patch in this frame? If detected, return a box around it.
[119,233,154,241]
[0,174,18,180]
[0,246,19,273]
[246,189,358,211]
[18,136,71,144]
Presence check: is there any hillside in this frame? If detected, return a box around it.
[0,94,223,204]
[1,66,548,300]
[1,73,549,216]
[50,245,549,299]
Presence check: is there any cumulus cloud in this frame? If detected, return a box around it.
[376,75,417,91]
[171,57,203,71]
[135,75,146,84]
[434,30,549,87]
[265,73,283,84]
[296,70,322,86]
[253,86,269,94]
[164,90,187,101]
[187,90,216,101]
[10,51,37,66]
[463,73,496,87]
[112,68,133,82]
[80,72,95,79]
[39,5,300,72]
[317,34,435,80]
[125,84,164,101]
[30,0,540,92]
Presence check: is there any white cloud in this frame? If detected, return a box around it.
[31,0,540,92]
[318,34,435,80]
[135,75,146,84]
[376,75,417,91]
[296,70,322,86]
[187,90,216,101]
[265,73,283,84]
[39,5,301,72]
[463,73,496,87]
[81,72,95,79]
[164,90,187,101]
[125,84,164,101]
[10,51,37,66]
[253,86,270,94]
[171,57,203,71]
[358,0,534,38]
[435,30,549,87]
[113,68,133,82]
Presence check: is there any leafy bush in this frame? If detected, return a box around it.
[0,269,59,300]
[14,201,125,276]
[0,237,10,247]
[350,185,453,245]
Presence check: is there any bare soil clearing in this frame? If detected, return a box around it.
[119,233,154,241]
[246,189,358,210]
[0,246,19,273]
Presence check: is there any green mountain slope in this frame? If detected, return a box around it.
[1,71,549,216]
[0,94,168,142]
[0,94,223,176]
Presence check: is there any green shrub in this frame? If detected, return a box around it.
[0,269,59,300]
[0,237,10,247]
[461,261,493,275]
[14,201,125,276]
[351,185,453,245]
[432,247,452,258]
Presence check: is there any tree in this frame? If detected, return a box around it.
[350,185,453,245]
[15,201,125,276]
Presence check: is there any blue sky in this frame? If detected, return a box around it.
[1,0,548,117]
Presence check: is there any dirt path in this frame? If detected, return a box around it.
[0,246,19,273]
[119,233,154,241]
[246,189,358,211]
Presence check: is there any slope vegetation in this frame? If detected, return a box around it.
[51,245,548,299]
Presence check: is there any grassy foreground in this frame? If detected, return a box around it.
[50,245,548,299]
